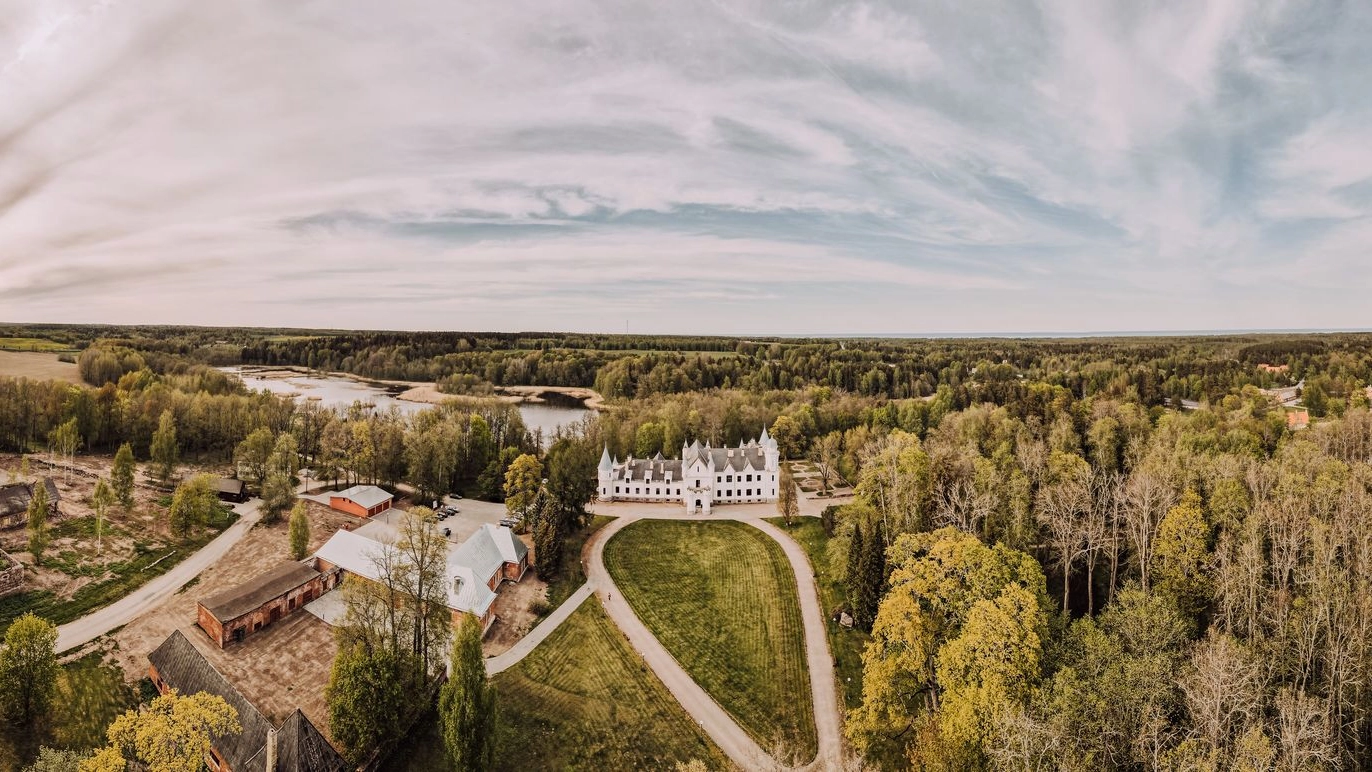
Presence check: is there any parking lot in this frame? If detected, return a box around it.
[354,496,511,544]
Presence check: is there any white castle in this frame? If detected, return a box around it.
[597,429,781,514]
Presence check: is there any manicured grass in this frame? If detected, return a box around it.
[765,517,869,709]
[604,519,817,761]
[381,599,727,772]
[0,653,136,769]
[540,515,614,614]
[0,509,239,633]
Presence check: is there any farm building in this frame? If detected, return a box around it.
[326,485,393,517]
[148,630,347,772]
[215,477,248,503]
[0,550,23,597]
[312,523,528,634]
[197,562,337,648]
[0,478,60,529]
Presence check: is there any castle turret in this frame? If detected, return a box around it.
[598,446,613,473]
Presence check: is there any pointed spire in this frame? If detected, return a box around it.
[599,446,613,472]
[760,425,771,443]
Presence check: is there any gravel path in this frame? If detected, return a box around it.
[485,582,594,675]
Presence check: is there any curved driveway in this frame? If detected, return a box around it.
[585,510,845,770]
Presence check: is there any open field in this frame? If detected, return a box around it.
[604,519,817,760]
[0,456,239,633]
[0,350,82,384]
[384,599,728,772]
[0,337,71,352]
[0,651,136,770]
[765,516,868,709]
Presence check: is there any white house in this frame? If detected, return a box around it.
[598,429,781,514]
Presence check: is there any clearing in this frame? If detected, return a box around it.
[383,599,728,772]
[765,516,869,709]
[0,351,82,384]
[604,519,817,761]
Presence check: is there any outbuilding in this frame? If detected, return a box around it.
[197,562,335,648]
[215,477,248,503]
[0,478,60,529]
[326,485,393,518]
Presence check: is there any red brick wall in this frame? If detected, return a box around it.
[329,497,368,517]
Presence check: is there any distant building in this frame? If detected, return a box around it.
[597,430,781,514]
[0,478,60,529]
[215,477,248,503]
[1287,408,1310,430]
[1258,363,1290,374]
[312,523,528,634]
[327,485,393,518]
[197,562,337,648]
[147,630,347,772]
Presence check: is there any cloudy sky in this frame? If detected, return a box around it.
[1,0,1370,335]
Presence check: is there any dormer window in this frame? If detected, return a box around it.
[453,577,464,596]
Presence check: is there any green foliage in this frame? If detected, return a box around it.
[166,474,218,539]
[1152,489,1213,627]
[852,521,887,632]
[439,615,495,771]
[776,465,799,526]
[233,427,275,489]
[0,613,59,724]
[532,495,562,580]
[110,445,135,509]
[24,747,87,772]
[288,501,310,560]
[502,453,542,525]
[27,482,50,563]
[258,471,294,525]
[544,437,598,528]
[327,643,419,766]
[770,414,804,459]
[147,410,178,487]
[82,691,240,772]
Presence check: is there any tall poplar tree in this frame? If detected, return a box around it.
[27,481,50,563]
[439,614,496,771]
[111,442,136,508]
[149,409,179,487]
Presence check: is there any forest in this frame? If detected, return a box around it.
[5,323,1372,769]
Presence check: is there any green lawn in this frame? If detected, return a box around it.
[382,599,727,772]
[765,517,869,709]
[604,519,817,761]
[0,337,70,352]
[540,515,614,614]
[0,653,136,769]
[0,509,239,634]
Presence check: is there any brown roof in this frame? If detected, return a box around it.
[215,477,247,495]
[148,631,346,772]
[200,562,321,623]
[0,478,60,518]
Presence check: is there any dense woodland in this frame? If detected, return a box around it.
[8,324,1372,769]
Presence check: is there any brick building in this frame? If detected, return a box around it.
[197,562,337,648]
[326,485,393,518]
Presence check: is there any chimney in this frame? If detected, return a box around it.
[266,727,278,772]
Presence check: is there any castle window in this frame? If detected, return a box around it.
[726,475,733,482]
[746,474,753,482]
[615,486,620,494]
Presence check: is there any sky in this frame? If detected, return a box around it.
[1,0,1371,336]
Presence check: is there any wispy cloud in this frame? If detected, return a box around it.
[1,0,1371,334]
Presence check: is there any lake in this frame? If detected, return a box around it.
[220,366,590,442]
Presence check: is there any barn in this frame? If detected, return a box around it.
[215,477,248,503]
[326,485,393,518]
[197,562,336,648]
[0,478,60,529]
[148,630,347,772]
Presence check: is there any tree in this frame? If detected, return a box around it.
[259,470,295,525]
[776,465,799,526]
[853,521,887,631]
[812,432,844,494]
[111,443,136,508]
[503,453,543,527]
[532,492,562,579]
[25,747,87,772]
[81,690,240,772]
[395,509,453,673]
[0,613,59,723]
[167,474,218,539]
[477,447,521,501]
[47,418,79,482]
[770,415,804,459]
[288,501,311,560]
[148,410,179,487]
[27,480,50,563]
[233,427,275,490]
[545,438,598,528]
[92,478,114,556]
[846,522,865,615]
[327,643,415,766]
[269,432,300,479]
[1153,489,1213,627]
[439,614,496,771]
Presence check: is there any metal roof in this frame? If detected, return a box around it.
[330,485,392,510]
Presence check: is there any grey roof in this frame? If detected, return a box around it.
[148,631,346,772]
[710,446,768,472]
[215,477,246,495]
[617,458,684,480]
[148,631,274,772]
[199,562,321,623]
[331,485,391,510]
[0,478,60,518]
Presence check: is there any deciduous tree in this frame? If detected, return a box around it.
[27,480,49,563]
[148,410,179,487]
[167,474,218,539]
[288,501,311,560]
[0,612,58,723]
[233,427,275,490]
[82,691,240,772]
[776,465,799,526]
[111,443,135,508]
[503,453,543,526]
[92,478,114,556]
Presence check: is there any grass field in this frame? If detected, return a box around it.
[765,517,869,708]
[0,652,136,769]
[382,599,727,772]
[0,509,239,633]
[540,515,614,613]
[604,519,817,761]
[0,337,70,352]
[0,350,83,384]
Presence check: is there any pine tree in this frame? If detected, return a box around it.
[847,522,865,616]
[855,523,888,632]
[27,481,49,564]
[439,614,496,771]
[111,443,136,508]
[533,495,562,579]
[288,502,311,560]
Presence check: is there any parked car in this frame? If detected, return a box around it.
[442,527,451,538]
[499,517,519,528]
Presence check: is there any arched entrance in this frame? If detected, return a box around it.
[695,499,702,512]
